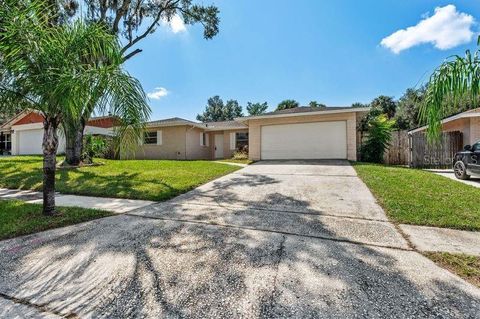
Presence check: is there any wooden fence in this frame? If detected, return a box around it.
[409,131,463,168]
[357,130,409,165]
[384,130,409,165]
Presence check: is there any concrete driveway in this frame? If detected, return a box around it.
[1,160,479,318]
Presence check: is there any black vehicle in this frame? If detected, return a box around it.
[453,141,480,180]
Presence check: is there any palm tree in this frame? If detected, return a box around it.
[0,0,150,215]
[420,41,480,142]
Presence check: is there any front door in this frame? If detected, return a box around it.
[214,134,224,159]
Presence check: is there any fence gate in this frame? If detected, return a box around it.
[409,131,463,168]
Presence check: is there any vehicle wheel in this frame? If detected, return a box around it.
[454,161,470,180]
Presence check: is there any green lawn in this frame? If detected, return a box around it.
[353,162,480,231]
[0,199,112,240]
[0,156,240,201]
[425,252,480,288]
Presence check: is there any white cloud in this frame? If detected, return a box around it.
[381,5,475,54]
[162,15,186,34]
[147,87,169,100]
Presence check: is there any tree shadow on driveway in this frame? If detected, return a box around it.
[0,172,480,317]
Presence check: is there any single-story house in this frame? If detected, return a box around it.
[408,108,480,147]
[0,110,116,155]
[136,106,369,161]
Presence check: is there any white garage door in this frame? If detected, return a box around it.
[261,121,347,160]
[18,129,44,155]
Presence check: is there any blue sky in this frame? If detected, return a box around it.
[123,0,480,121]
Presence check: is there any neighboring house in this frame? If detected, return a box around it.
[408,108,480,147]
[0,110,116,155]
[136,106,369,161]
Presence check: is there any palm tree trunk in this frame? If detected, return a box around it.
[42,117,59,216]
[64,118,86,166]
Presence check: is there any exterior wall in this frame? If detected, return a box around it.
[186,127,211,160]
[470,117,480,145]
[223,129,249,159]
[247,112,359,161]
[441,118,471,146]
[134,126,187,160]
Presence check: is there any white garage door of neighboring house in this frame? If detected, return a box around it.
[18,129,44,155]
[261,121,347,160]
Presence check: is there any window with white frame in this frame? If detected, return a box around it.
[144,131,158,145]
[0,133,11,152]
[200,132,209,146]
[235,132,248,150]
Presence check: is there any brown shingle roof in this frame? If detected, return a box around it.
[262,106,360,116]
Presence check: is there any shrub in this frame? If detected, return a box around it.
[232,150,249,160]
[82,135,109,164]
[361,115,395,163]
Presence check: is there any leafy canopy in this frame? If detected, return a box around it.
[246,102,268,116]
[0,0,150,157]
[276,99,299,111]
[361,115,396,163]
[421,43,480,142]
[82,0,220,60]
[196,96,243,122]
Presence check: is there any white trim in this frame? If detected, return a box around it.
[408,110,480,134]
[12,123,44,131]
[230,132,236,150]
[157,130,163,145]
[235,107,370,121]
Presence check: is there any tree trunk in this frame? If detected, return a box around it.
[64,118,86,166]
[42,118,59,216]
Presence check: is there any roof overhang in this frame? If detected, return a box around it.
[235,107,371,122]
[0,109,33,130]
[408,110,480,134]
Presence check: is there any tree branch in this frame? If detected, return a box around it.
[113,0,132,33]
[122,48,143,61]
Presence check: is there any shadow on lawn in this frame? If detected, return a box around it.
[0,172,479,317]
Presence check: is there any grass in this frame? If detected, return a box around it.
[353,162,480,231]
[425,252,480,288]
[0,199,112,240]
[0,156,240,201]
[218,158,253,165]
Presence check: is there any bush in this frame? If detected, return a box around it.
[232,149,249,160]
[82,135,109,164]
[361,115,395,163]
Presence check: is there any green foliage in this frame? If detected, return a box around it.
[246,102,268,115]
[82,135,108,164]
[0,156,241,201]
[394,87,426,130]
[360,115,395,163]
[309,101,326,108]
[82,0,220,60]
[370,95,397,118]
[196,96,243,122]
[421,44,480,142]
[232,150,249,160]
[276,99,299,111]
[354,162,480,230]
[0,199,112,240]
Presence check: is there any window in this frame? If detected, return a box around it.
[144,131,157,145]
[0,133,11,152]
[235,132,248,150]
[473,142,480,152]
[200,132,209,146]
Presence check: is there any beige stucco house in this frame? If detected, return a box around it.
[408,108,480,147]
[136,106,369,161]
